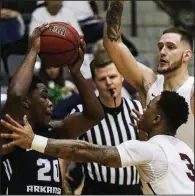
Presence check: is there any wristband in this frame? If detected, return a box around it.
[31,134,48,153]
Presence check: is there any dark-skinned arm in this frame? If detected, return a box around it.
[5,24,49,100]
[2,23,49,117]
[0,24,49,155]
[0,114,151,167]
[0,115,119,167]
[50,41,104,139]
[0,114,120,168]
[1,51,37,120]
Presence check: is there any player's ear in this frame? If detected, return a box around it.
[153,115,161,125]
[22,96,31,109]
[183,50,192,62]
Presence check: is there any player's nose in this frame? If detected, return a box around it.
[47,99,53,109]
[106,77,112,85]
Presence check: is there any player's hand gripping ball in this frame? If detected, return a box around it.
[39,22,81,68]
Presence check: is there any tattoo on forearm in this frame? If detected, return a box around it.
[106,1,123,42]
[44,139,72,160]
[44,139,121,167]
[98,147,120,167]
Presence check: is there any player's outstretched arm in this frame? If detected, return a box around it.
[50,39,104,139]
[103,1,156,92]
[0,115,120,168]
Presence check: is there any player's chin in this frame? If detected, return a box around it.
[157,66,171,74]
[44,115,52,125]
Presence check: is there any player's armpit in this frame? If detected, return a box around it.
[44,139,122,168]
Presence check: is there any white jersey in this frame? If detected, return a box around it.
[117,135,194,194]
[146,75,194,151]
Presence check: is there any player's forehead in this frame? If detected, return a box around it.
[158,33,181,45]
[35,83,48,93]
[148,95,161,108]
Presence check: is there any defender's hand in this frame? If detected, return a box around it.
[0,115,35,149]
[28,23,49,53]
[68,39,86,74]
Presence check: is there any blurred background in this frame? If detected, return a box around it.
[0,0,194,194]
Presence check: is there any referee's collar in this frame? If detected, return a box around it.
[99,97,123,116]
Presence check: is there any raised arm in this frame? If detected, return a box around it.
[2,24,49,118]
[0,24,49,155]
[103,1,156,93]
[50,40,104,139]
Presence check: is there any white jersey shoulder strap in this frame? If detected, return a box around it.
[146,75,164,105]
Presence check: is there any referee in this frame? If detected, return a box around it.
[71,51,143,195]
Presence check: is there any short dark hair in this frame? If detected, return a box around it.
[28,75,44,95]
[90,51,112,78]
[156,91,189,134]
[163,27,193,50]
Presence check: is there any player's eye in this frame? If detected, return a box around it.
[42,93,48,99]
[110,75,117,79]
[99,78,105,82]
[168,45,175,50]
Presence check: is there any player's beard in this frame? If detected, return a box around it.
[157,54,183,75]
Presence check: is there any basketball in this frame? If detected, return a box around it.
[39,22,81,67]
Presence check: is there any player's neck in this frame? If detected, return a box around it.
[99,95,122,108]
[150,125,174,138]
[47,6,62,16]
[163,67,189,91]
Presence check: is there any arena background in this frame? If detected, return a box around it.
[0,0,194,194]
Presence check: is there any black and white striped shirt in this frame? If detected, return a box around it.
[71,97,143,185]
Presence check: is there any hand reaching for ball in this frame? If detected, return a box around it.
[28,23,49,53]
[67,39,86,74]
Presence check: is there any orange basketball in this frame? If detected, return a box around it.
[39,22,81,67]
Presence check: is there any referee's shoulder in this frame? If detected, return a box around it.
[123,97,143,112]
